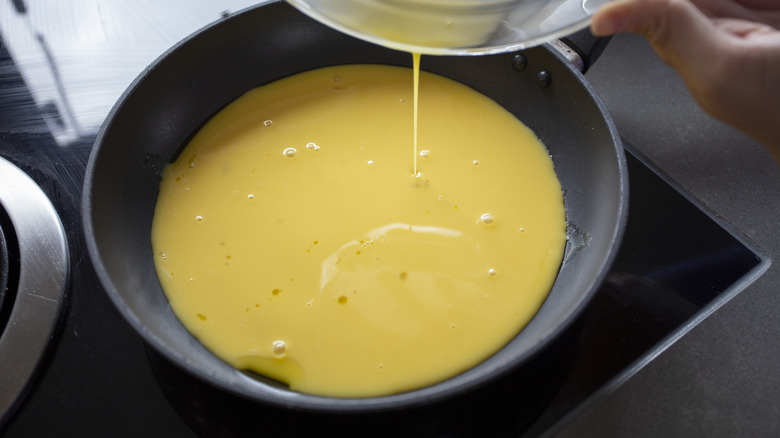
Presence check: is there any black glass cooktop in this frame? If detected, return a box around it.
[0,13,764,437]
[524,145,764,437]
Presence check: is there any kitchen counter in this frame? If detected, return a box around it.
[1,1,779,436]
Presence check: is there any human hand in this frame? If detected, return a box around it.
[591,0,780,164]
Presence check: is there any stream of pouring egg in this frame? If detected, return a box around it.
[413,52,421,175]
[151,60,567,398]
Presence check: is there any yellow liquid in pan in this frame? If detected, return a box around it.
[151,64,566,398]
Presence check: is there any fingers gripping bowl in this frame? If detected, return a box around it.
[83,0,626,416]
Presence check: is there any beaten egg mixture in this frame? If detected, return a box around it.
[151,64,566,397]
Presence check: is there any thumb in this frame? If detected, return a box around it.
[590,0,720,75]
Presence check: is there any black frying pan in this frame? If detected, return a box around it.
[83,0,627,433]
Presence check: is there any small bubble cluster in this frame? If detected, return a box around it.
[306,142,320,151]
[283,147,297,158]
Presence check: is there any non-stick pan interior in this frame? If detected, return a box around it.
[83,1,626,411]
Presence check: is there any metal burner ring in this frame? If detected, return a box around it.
[0,156,68,426]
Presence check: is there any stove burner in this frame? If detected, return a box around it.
[0,219,9,330]
[0,156,69,427]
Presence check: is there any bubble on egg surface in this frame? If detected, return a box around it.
[419,150,430,159]
[283,147,297,158]
[477,213,495,227]
[306,142,320,151]
[272,340,287,357]
[330,74,345,90]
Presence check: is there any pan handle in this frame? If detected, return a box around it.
[554,28,611,74]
